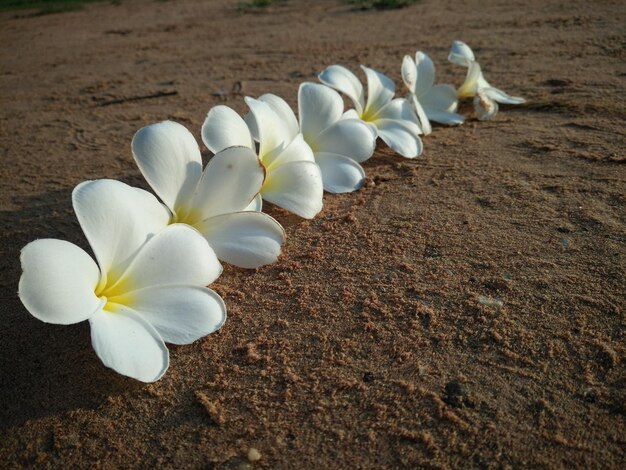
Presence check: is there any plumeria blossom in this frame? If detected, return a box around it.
[318,64,423,159]
[401,51,464,135]
[244,83,376,193]
[132,121,286,269]
[448,40,526,121]
[202,97,324,219]
[19,179,226,382]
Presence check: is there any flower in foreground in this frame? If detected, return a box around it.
[132,121,286,269]
[318,64,423,158]
[244,83,376,193]
[448,40,526,121]
[401,51,464,135]
[19,179,226,382]
[202,98,324,219]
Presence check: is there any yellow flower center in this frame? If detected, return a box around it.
[360,106,379,124]
[94,271,135,313]
[171,205,199,226]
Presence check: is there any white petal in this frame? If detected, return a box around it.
[401,55,417,94]
[474,92,499,120]
[448,40,475,66]
[315,152,366,194]
[201,105,254,154]
[245,97,292,161]
[411,94,432,136]
[374,98,422,135]
[19,239,103,325]
[298,82,344,143]
[244,93,300,144]
[121,286,226,345]
[483,86,526,105]
[458,62,483,98]
[258,93,300,140]
[341,109,379,138]
[196,211,285,269]
[244,194,263,212]
[262,161,323,219]
[72,179,170,287]
[265,133,315,170]
[414,51,436,98]
[132,121,203,214]
[342,108,361,120]
[89,306,168,383]
[312,119,376,163]
[187,146,264,222]
[108,224,222,295]
[375,119,423,158]
[243,110,260,142]
[318,65,365,115]
[421,84,459,113]
[361,65,395,119]
[423,110,465,125]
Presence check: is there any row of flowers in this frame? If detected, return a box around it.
[18,41,525,382]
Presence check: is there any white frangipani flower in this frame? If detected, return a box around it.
[202,97,324,219]
[132,121,286,269]
[318,64,423,159]
[448,40,526,121]
[401,51,464,135]
[244,83,376,194]
[19,179,226,383]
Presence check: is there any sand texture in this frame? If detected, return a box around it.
[1,0,625,467]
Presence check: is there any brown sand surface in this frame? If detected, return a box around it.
[1,0,625,467]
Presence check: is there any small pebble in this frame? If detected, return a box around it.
[232,81,243,93]
[247,448,261,462]
[477,295,503,307]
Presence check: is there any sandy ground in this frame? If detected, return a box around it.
[1,0,625,467]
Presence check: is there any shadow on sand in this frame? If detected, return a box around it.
[0,183,147,433]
